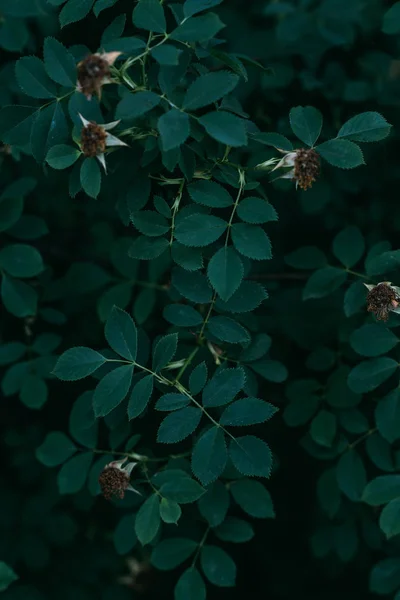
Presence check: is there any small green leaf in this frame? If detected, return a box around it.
[303,267,347,300]
[0,562,18,592]
[1,275,37,318]
[348,358,398,393]
[153,332,178,371]
[231,223,272,260]
[214,517,254,543]
[53,347,106,381]
[337,111,391,142]
[60,0,94,27]
[174,568,206,600]
[192,427,227,485]
[160,498,181,524]
[94,0,119,16]
[132,0,166,33]
[332,226,365,268]
[316,139,364,169]
[93,364,134,417]
[208,316,250,344]
[172,268,212,303]
[105,306,137,361]
[220,398,277,426]
[46,144,81,169]
[383,2,400,34]
[336,450,366,502]
[170,13,225,42]
[163,304,203,327]
[31,102,69,163]
[188,180,233,208]
[135,494,161,545]
[175,214,227,247]
[158,109,190,151]
[155,393,190,411]
[0,106,37,147]
[199,111,247,147]
[375,390,400,443]
[183,71,239,111]
[116,91,161,120]
[151,44,182,65]
[216,281,267,314]
[36,431,77,467]
[20,375,48,410]
[350,324,398,357]
[15,56,57,98]
[285,246,327,270]
[189,362,208,395]
[370,558,400,595]
[113,514,137,555]
[208,247,243,302]
[43,37,76,87]
[159,476,205,504]
[183,0,223,18]
[58,451,93,494]
[200,545,236,587]
[128,374,154,419]
[197,480,229,526]
[0,244,43,278]
[379,498,400,538]
[80,158,101,199]
[129,236,169,260]
[157,407,202,443]
[310,410,336,447]
[202,367,245,407]
[229,436,272,478]
[289,106,323,147]
[362,475,400,505]
[230,479,275,518]
[237,197,278,224]
[151,538,197,571]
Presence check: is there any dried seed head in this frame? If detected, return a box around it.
[77,54,110,99]
[99,465,130,501]
[294,148,320,190]
[81,122,107,157]
[366,283,399,321]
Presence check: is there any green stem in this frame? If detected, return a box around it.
[170,179,185,245]
[191,527,210,567]
[174,347,200,383]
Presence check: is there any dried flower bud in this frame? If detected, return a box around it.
[293,148,320,190]
[98,458,139,501]
[366,282,400,321]
[81,122,107,157]
[77,52,121,99]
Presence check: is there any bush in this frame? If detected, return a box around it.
[1,1,400,599]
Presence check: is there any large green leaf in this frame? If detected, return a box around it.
[289,105,323,147]
[157,407,202,443]
[43,37,76,87]
[191,426,227,485]
[93,364,134,417]
[135,494,161,545]
[183,71,239,110]
[53,347,106,381]
[105,306,137,361]
[207,247,243,302]
[199,111,247,147]
[132,0,166,33]
[337,112,391,142]
[229,435,272,477]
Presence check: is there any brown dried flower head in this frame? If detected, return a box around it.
[293,148,320,190]
[81,122,107,158]
[77,52,121,99]
[98,458,139,501]
[365,282,400,321]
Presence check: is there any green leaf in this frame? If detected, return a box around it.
[310,410,336,447]
[105,306,137,361]
[153,332,178,371]
[0,342,26,366]
[135,494,161,545]
[0,106,37,147]
[188,180,233,208]
[172,268,212,303]
[170,13,225,42]
[151,44,182,65]
[43,37,76,87]
[31,102,68,163]
[189,362,208,395]
[237,197,278,224]
[113,514,137,555]
[316,139,364,169]
[229,436,272,478]
[220,398,277,426]
[0,244,43,278]
[58,451,93,494]
[160,498,181,524]
[382,2,400,34]
[159,476,205,504]
[175,568,206,600]
[183,72,239,111]
[157,407,202,443]
[216,280,267,313]
[337,112,391,142]
[163,304,203,327]
[347,358,398,393]
[36,431,77,467]
[379,498,400,538]
[53,347,106,381]
[231,223,272,260]
[192,427,227,485]
[200,545,236,587]
[1,275,37,318]
[250,359,288,383]
[370,558,400,595]
[214,517,254,543]
[285,246,327,270]
[155,393,190,411]
[46,144,81,169]
[20,375,48,409]
[15,56,57,99]
[303,267,347,300]
[207,247,243,302]
[172,243,203,271]
[94,0,119,16]
[93,364,134,417]
[129,236,169,260]
[230,479,275,518]
[289,106,323,147]
[69,392,97,448]
[80,158,101,199]
[252,131,293,151]
[208,316,250,344]
[151,538,197,571]
[128,374,154,418]
[199,111,247,147]
[158,109,190,151]
[175,214,227,247]
[336,450,366,501]
[350,324,398,357]
[362,475,400,505]
[183,0,223,17]
[202,367,245,407]
[116,91,161,120]
[132,0,166,33]
[0,562,18,592]
[332,226,365,268]
[375,390,400,443]
[197,480,229,526]
[60,0,94,28]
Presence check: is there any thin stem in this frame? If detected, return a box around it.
[174,347,200,383]
[346,428,377,452]
[92,448,191,463]
[191,527,210,567]
[345,269,371,281]
[170,179,185,245]
[198,292,217,341]
[224,168,245,247]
